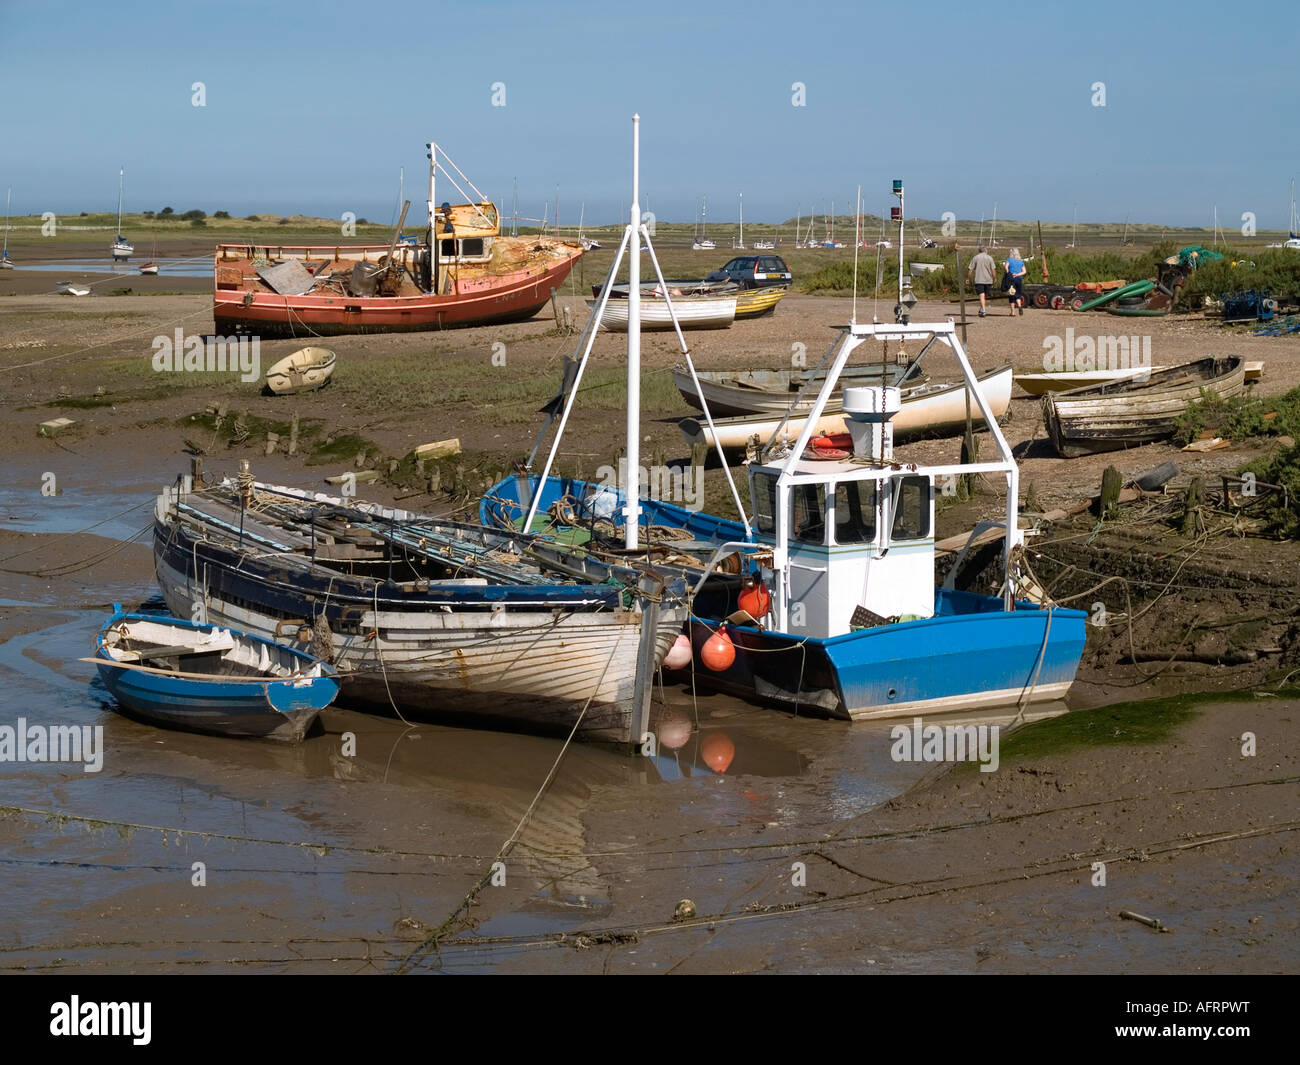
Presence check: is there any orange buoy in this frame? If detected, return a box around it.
[737,580,771,621]
[700,626,735,671]
[663,633,692,671]
[701,732,735,774]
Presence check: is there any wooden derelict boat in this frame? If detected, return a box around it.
[92,606,338,742]
[588,291,737,331]
[680,364,1013,452]
[265,346,336,395]
[1041,356,1246,458]
[212,143,584,337]
[152,472,687,746]
[1014,366,1170,396]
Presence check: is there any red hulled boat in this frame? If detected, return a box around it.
[213,143,584,337]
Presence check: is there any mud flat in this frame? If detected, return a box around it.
[1,280,1297,972]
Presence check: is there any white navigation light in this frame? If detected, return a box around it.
[842,385,900,461]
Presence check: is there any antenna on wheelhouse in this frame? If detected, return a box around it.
[892,180,916,324]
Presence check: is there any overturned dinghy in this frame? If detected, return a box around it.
[92,606,339,742]
[151,471,687,745]
[1041,356,1246,457]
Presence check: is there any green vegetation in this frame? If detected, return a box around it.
[1239,443,1300,537]
[993,684,1300,767]
[1174,386,1300,445]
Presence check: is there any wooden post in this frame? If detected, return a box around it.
[956,247,968,347]
[1099,466,1122,519]
[288,411,299,456]
[1180,477,1205,535]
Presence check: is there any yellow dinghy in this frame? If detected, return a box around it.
[734,284,790,319]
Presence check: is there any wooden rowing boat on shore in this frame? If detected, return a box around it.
[673,363,923,417]
[1041,356,1246,458]
[734,284,790,318]
[1014,366,1170,396]
[588,292,736,331]
[92,606,339,742]
[680,365,1013,452]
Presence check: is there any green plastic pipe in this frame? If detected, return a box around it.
[1073,279,1154,312]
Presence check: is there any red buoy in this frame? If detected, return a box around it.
[737,581,771,622]
[700,626,735,671]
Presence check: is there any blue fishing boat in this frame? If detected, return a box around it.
[482,170,1087,723]
[92,606,340,742]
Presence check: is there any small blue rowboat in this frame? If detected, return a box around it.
[91,606,339,743]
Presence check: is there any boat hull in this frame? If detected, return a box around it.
[673,364,920,418]
[152,513,685,745]
[686,589,1086,720]
[733,285,790,319]
[94,612,338,743]
[1014,367,1169,396]
[588,295,736,331]
[214,247,582,337]
[265,346,336,394]
[681,365,1014,452]
[1042,356,1246,457]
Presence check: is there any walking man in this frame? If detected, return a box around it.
[968,245,996,317]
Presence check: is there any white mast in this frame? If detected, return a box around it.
[2,186,10,264]
[738,191,743,249]
[625,114,642,549]
[426,141,437,232]
[117,168,124,238]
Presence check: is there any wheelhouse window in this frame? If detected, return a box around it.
[890,476,931,541]
[753,473,778,535]
[460,238,485,257]
[439,239,456,257]
[791,483,827,545]
[834,480,877,544]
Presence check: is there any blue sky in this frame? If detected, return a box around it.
[1,0,1296,229]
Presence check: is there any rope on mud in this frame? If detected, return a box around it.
[396,634,623,973]
[0,523,152,578]
[415,818,1300,961]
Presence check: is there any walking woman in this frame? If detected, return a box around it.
[1003,248,1027,315]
